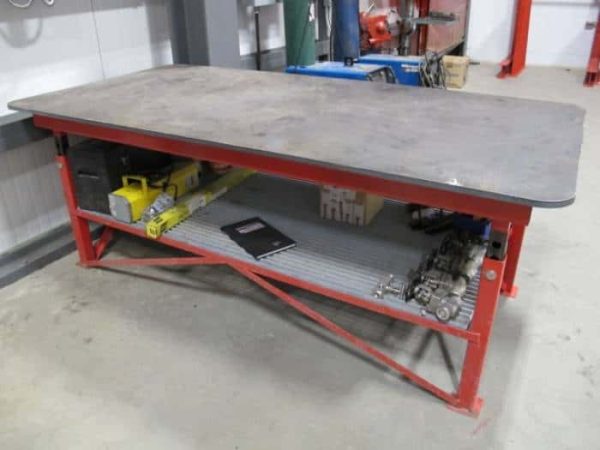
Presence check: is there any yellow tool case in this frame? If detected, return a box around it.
[108,162,199,223]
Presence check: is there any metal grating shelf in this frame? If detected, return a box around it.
[94,175,481,330]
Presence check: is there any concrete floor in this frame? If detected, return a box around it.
[1,65,599,449]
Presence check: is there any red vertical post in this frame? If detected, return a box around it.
[417,0,431,55]
[451,257,505,415]
[501,223,526,298]
[54,133,96,265]
[584,13,600,87]
[498,0,533,78]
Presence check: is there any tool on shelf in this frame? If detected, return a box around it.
[373,274,405,300]
[373,229,486,323]
[406,231,486,322]
[108,161,200,223]
[145,168,255,239]
[141,192,175,223]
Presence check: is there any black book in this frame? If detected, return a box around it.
[221,217,296,260]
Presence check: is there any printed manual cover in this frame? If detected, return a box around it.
[221,217,296,260]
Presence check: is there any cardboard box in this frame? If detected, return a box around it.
[443,55,469,89]
[320,186,383,226]
[353,191,384,226]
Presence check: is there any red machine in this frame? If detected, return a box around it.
[359,0,468,55]
[360,12,395,50]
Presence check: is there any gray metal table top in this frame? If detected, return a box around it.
[9,65,584,207]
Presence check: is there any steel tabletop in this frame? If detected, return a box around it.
[9,65,585,207]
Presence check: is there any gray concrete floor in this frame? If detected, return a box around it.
[1,64,599,450]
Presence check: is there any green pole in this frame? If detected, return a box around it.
[283,0,316,67]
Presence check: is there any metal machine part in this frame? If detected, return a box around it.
[373,274,405,299]
[359,0,457,55]
[141,192,175,223]
[407,231,487,322]
[360,6,401,52]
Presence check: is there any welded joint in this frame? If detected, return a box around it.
[53,133,69,156]
[487,228,509,260]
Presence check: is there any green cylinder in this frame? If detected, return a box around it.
[283,0,316,67]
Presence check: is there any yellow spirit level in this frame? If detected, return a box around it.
[145,168,254,239]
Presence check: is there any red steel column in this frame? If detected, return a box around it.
[584,13,600,87]
[417,0,431,55]
[55,134,96,265]
[498,0,533,78]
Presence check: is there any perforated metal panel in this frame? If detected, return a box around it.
[106,174,481,329]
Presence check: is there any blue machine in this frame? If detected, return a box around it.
[358,54,424,87]
[286,61,396,83]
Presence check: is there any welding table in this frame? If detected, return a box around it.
[9,66,584,415]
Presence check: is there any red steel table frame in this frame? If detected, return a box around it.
[37,113,532,416]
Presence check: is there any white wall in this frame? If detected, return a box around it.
[91,0,172,78]
[0,139,66,253]
[0,0,172,254]
[467,0,599,68]
[0,1,103,118]
[237,1,287,56]
[0,0,172,117]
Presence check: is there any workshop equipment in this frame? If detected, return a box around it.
[146,168,254,239]
[332,0,360,61]
[358,53,423,86]
[109,162,199,223]
[283,0,316,66]
[69,140,130,214]
[10,65,584,416]
[141,192,175,223]
[407,231,487,322]
[359,0,458,55]
[68,140,171,214]
[373,274,405,300]
[286,61,396,82]
[419,51,447,88]
[360,3,402,52]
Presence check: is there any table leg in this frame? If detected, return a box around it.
[54,133,96,265]
[501,224,526,298]
[451,257,505,415]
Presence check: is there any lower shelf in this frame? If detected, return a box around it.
[84,174,481,331]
